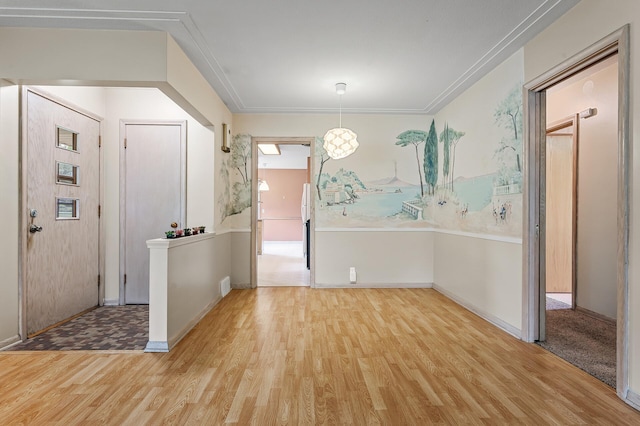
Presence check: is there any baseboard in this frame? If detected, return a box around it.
[433,284,521,339]
[167,295,222,350]
[144,341,169,353]
[103,299,119,306]
[625,389,640,411]
[0,335,21,351]
[313,282,433,289]
[575,306,616,324]
[232,282,252,289]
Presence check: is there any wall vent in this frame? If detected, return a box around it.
[220,276,231,297]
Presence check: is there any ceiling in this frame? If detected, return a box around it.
[0,0,579,114]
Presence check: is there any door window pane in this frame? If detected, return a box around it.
[56,162,79,185]
[56,127,78,152]
[56,198,79,220]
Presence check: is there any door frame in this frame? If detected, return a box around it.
[118,120,187,305]
[19,86,105,340]
[250,137,316,288]
[522,25,630,400]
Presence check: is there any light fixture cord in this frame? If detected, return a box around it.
[339,94,342,128]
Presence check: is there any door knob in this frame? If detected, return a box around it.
[29,225,43,233]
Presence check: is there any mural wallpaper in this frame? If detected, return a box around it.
[312,82,522,237]
[218,134,252,229]
[219,54,523,238]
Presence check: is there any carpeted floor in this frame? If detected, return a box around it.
[4,305,148,351]
[538,298,616,388]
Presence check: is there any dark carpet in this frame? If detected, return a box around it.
[538,298,616,388]
[4,305,148,351]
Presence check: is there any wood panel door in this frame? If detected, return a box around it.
[25,90,101,335]
[122,122,186,304]
[545,117,578,297]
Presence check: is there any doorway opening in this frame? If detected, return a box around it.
[251,137,315,288]
[523,26,630,399]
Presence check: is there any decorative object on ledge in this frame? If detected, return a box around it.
[323,82,359,160]
[164,224,206,239]
[221,123,231,153]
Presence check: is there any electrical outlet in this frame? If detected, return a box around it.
[349,267,357,283]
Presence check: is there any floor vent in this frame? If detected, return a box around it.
[220,276,231,297]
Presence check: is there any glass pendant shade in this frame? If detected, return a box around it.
[323,128,359,160]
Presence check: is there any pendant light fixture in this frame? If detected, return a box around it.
[323,82,359,159]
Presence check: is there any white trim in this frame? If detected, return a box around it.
[315,227,522,244]
[316,227,437,233]
[625,390,640,411]
[433,284,521,339]
[434,229,522,244]
[213,228,233,236]
[103,299,119,306]
[144,341,169,353]
[314,282,433,289]
[229,228,251,233]
[0,335,21,350]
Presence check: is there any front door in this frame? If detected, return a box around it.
[25,90,101,336]
[122,122,186,304]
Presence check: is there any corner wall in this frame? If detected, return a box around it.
[0,83,20,346]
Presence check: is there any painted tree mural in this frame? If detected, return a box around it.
[221,134,252,218]
[494,84,523,186]
[439,125,466,191]
[315,137,331,201]
[230,134,251,184]
[423,120,439,195]
[439,122,451,190]
[395,130,428,197]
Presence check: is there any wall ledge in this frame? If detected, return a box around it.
[147,232,216,250]
[314,227,522,244]
[433,283,521,339]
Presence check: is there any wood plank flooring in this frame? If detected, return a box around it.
[1,288,639,424]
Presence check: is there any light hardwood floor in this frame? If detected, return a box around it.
[1,288,639,424]
[258,241,309,287]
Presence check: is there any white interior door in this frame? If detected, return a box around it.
[26,90,101,335]
[123,122,185,304]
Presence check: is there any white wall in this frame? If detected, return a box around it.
[546,61,618,319]
[315,231,434,286]
[0,83,20,346]
[434,233,522,334]
[524,0,640,400]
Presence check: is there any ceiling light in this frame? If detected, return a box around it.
[323,82,359,160]
[258,143,281,155]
